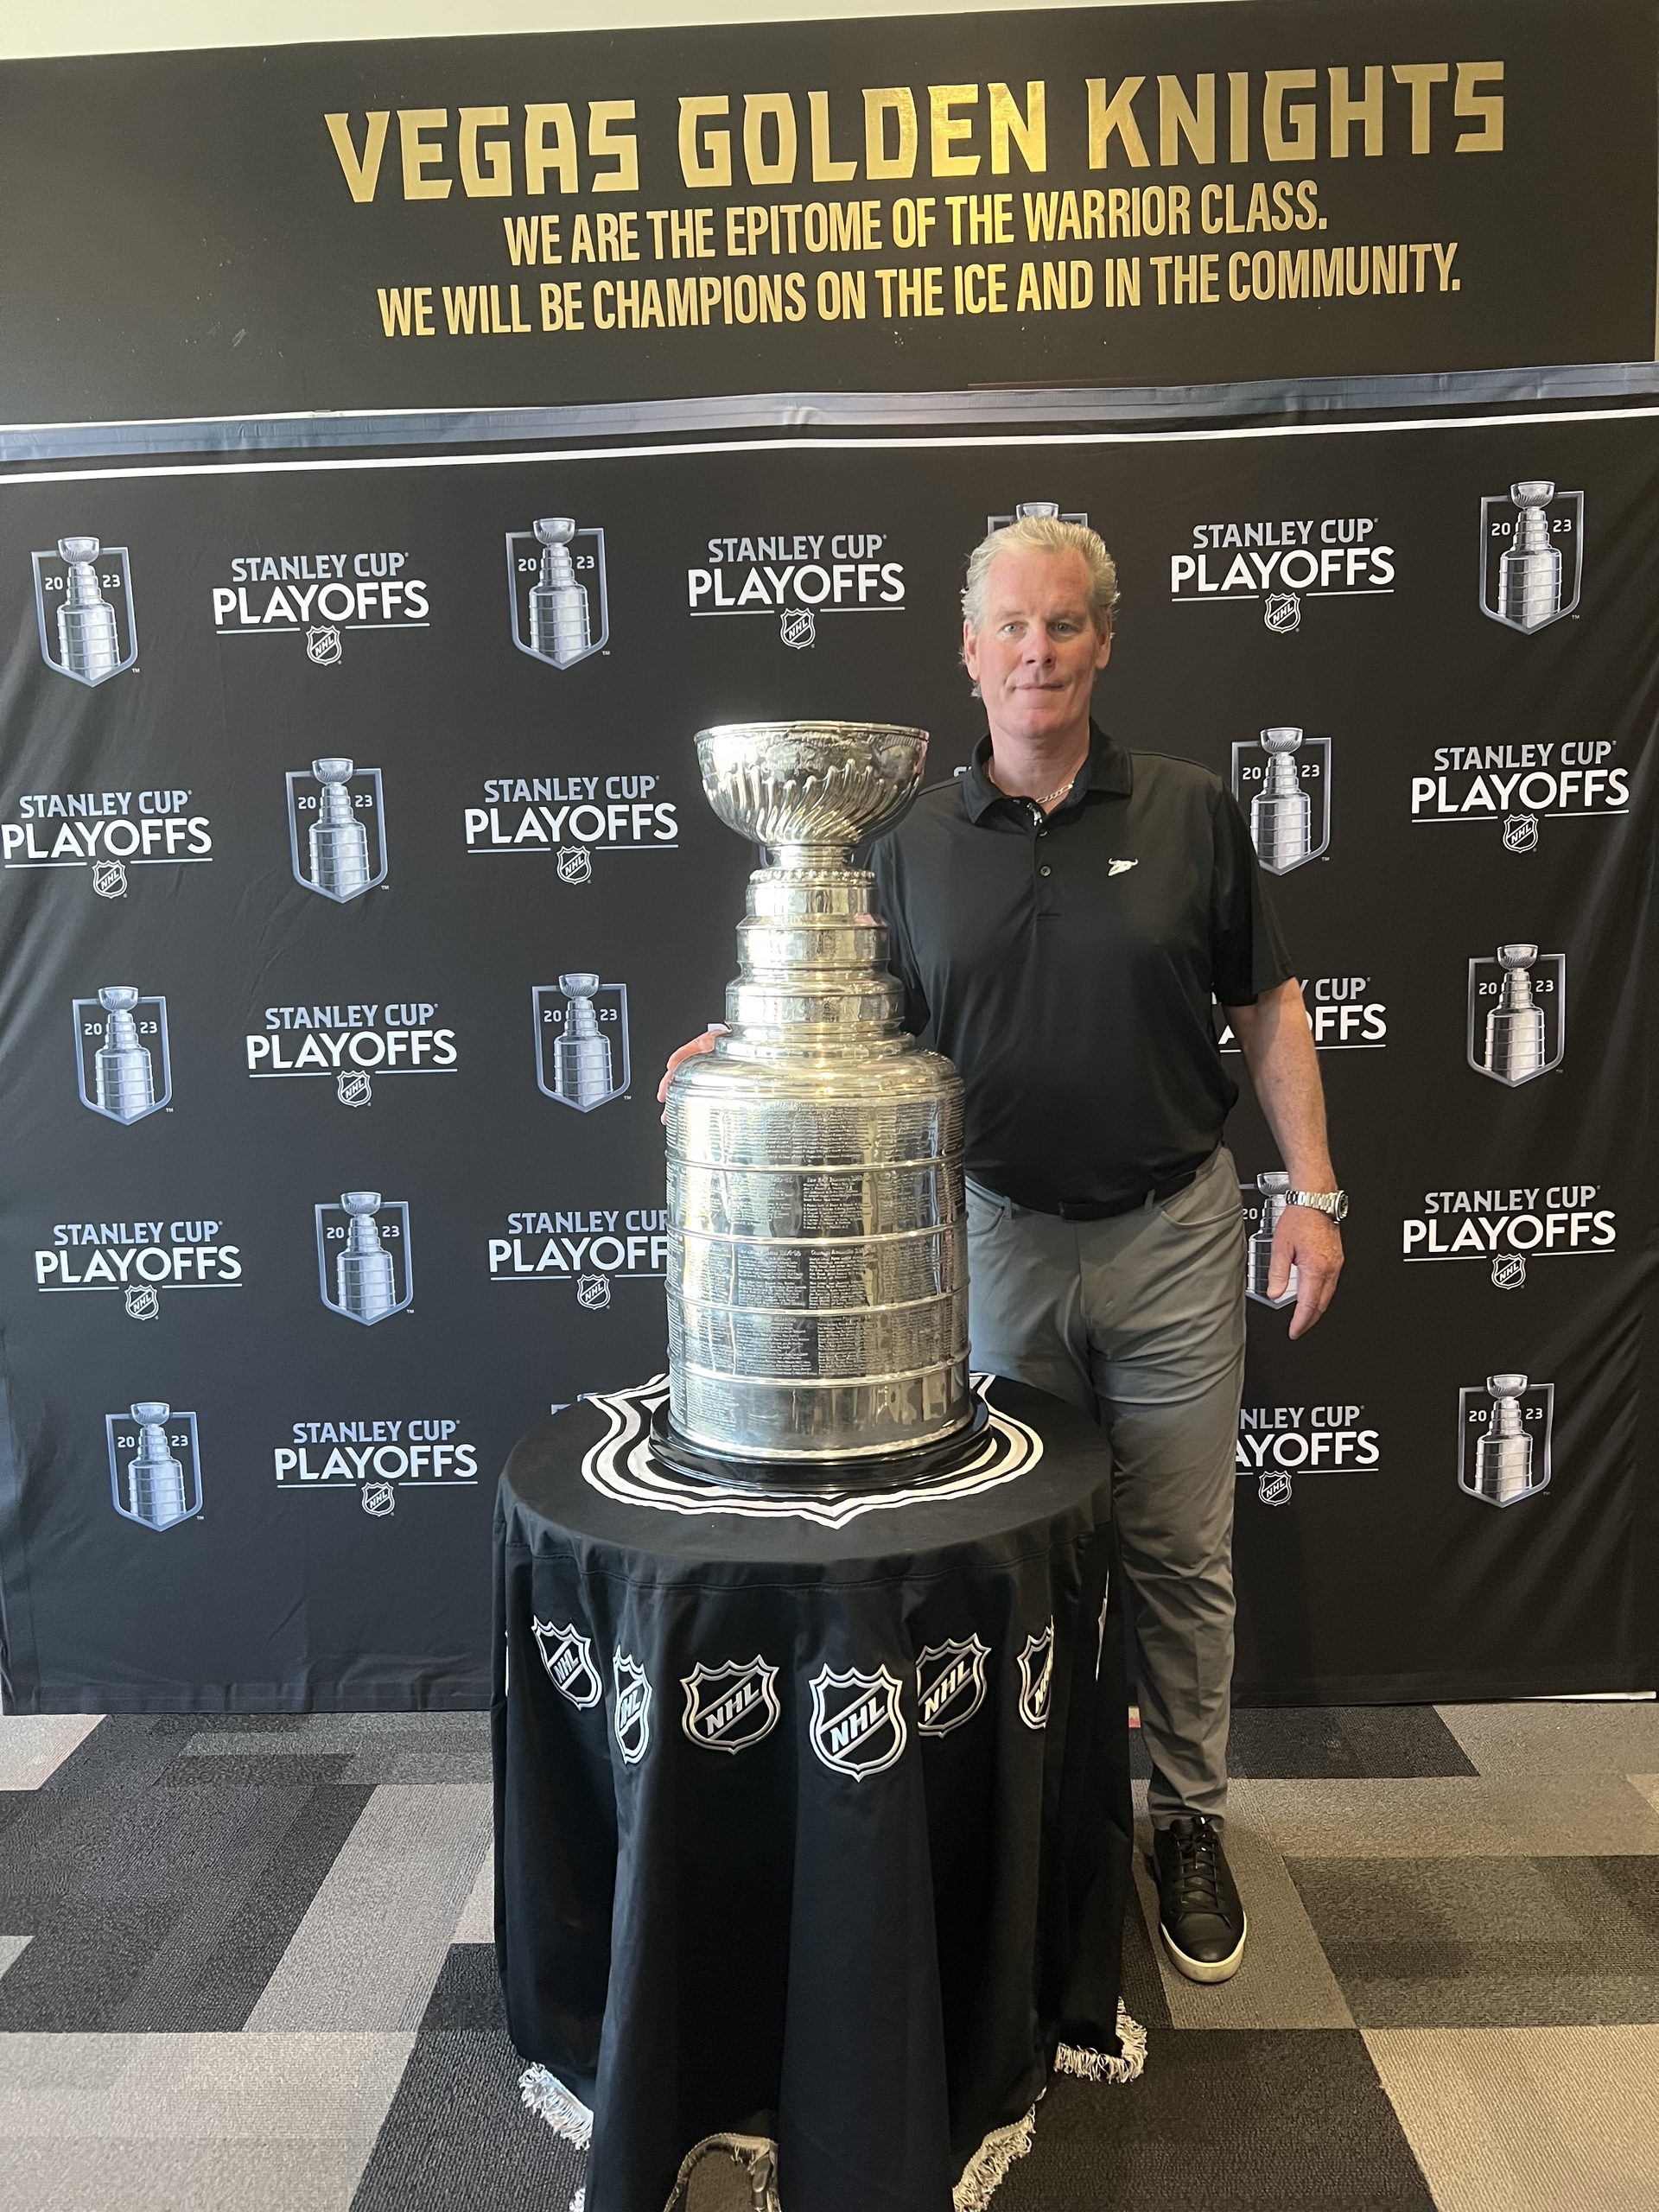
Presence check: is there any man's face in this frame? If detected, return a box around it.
[963,547,1112,746]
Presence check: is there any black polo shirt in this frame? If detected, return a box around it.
[869,722,1294,1212]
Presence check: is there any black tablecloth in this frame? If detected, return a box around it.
[492,1375,1140,2212]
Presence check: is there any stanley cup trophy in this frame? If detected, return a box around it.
[1248,1172,1300,1305]
[1498,482,1563,632]
[530,518,591,664]
[553,974,614,1107]
[1250,728,1311,873]
[54,536,122,683]
[1471,1374,1534,1505]
[336,1192,397,1323]
[126,1402,188,1530]
[308,759,372,899]
[660,723,976,1489]
[1484,944,1547,1081]
[94,987,156,1122]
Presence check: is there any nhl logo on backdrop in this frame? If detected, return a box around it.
[305,625,343,666]
[315,1192,413,1325]
[507,517,609,669]
[613,1649,652,1764]
[1017,1623,1055,1729]
[556,846,594,886]
[92,859,128,899]
[1231,728,1331,874]
[1459,1374,1554,1507]
[1492,1254,1528,1291]
[1478,481,1583,633]
[533,977,630,1109]
[1466,946,1565,1086]
[779,605,815,650]
[532,1618,603,1708]
[337,1071,372,1108]
[681,1657,782,1753]
[33,537,138,686]
[915,1636,989,1738]
[106,1402,201,1531]
[360,1483,395,1517]
[576,1274,612,1311]
[809,1663,907,1777]
[1258,1468,1294,1506]
[286,762,388,903]
[124,1285,161,1322]
[1502,813,1540,854]
[1263,592,1302,634]
[74,988,173,1125]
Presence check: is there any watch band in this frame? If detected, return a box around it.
[1285,1189,1348,1222]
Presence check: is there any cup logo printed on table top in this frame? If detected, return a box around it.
[1016,1622,1054,1730]
[809,1663,907,1778]
[1466,945,1565,1085]
[915,1636,989,1738]
[533,977,630,1110]
[210,546,429,655]
[508,518,608,668]
[533,1619,604,1708]
[1459,1374,1554,1507]
[315,1192,412,1324]
[681,1657,782,1753]
[1231,727,1331,874]
[1478,480,1583,633]
[286,761,388,903]
[105,1402,200,1531]
[613,1649,652,1763]
[34,537,138,686]
[74,988,172,1125]
[4,787,212,888]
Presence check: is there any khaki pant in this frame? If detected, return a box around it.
[965,1144,1246,1827]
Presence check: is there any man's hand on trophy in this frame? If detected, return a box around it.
[1269,1208,1344,1342]
[658,1025,728,1122]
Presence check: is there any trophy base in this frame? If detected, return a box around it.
[649,1396,990,1495]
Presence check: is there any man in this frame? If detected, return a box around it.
[660,515,1344,1985]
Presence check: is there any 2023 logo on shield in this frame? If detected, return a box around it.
[106,1402,201,1531]
[1231,728,1331,875]
[534,977,630,1109]
[507,517,609,669]
[74,988,172,1124]
[34,537,138,685]
[1466,945,1565,1086]
[1479,481,1583,634]
[286,760,388,902]
[315,1192,413,1324]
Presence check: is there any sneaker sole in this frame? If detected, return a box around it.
[1159,1910,1247,1985]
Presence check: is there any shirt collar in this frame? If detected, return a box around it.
[960,720,1133,822]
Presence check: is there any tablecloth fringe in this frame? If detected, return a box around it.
[519,2063,595,2150]
[952,2105,1038,2210]
[664,2133,781,2212]
[1056,2002,1148,2084]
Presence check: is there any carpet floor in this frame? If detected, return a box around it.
[3,1700,1658,2211]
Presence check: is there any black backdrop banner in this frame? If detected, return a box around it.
[0,405,1653,1709]
[1,0,1656,424]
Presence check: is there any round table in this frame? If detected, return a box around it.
[492,1373,1142,2212]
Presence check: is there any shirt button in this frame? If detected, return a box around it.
[1039,864,1052,877]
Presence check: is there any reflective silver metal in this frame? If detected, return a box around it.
[308,758,372,899]
[55,536,122,683]
[126,1402,188,1531]
[1250,727,1311,873]
[664,721,971,1468]
[1483,944,1547,1082]
[336,1191,397,1323]
[1497,481,1563,632]
[1472,1374,1533,1505]
[94,986,156,1122]
[530,518,592,664]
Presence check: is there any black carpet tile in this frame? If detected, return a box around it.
[1226,1705,1479,1780]
[421,1944,511,2034]
[1292,1853,1659,2029]
[995,2029,1436,2211]
[350,2026,587,2212]
[153,1751,361,1787]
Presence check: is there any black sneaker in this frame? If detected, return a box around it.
[1150,1815,1247,1984]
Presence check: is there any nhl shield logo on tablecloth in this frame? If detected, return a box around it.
[1017,1622,1055,1729]
[681,1657,781,1753]
[613,1649,652,1763]
[809,1663,907,1777]
[915,1637,989,1738]
[532,1618,602,1707]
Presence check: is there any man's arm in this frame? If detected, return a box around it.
[1223,978,1344,1340]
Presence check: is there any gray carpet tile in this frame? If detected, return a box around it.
[1438,1700,1659,1779]
[994,2029,1435,2211]
[1291,1854,1659,2029]
[347,2027,585,2212]
[1232,1775,1659,1857]
[0,1717,104,1789]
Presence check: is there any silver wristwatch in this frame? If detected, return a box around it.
[1285,1189,1348,1222]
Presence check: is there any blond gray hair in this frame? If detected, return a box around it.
[960,514,1120,642]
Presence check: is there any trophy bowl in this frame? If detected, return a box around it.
[695,722,929,855]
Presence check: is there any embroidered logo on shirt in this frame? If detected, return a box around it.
[1107,858,1139,876]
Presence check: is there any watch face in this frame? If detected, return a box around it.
[1333,1193,1350,1222]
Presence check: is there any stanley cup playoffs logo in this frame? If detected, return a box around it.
[1467,945,1565,1086]
[74,988,172,1124]
[1231,728,1331,874]
[315,1192,412,1324]
[106,1402,201,1531]
[507,517,608,668]
[1479,481,1583,633]
[286,761,388,902]
[534,977,630,1109]
[1459,1374,1554,1507]
[34,537,138,686]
